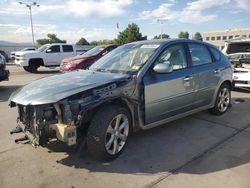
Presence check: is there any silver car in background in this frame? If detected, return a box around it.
[9,39,232,161]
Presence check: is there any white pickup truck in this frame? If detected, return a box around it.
[15,43,82,72]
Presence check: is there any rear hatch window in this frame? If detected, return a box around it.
[227,42,250,54]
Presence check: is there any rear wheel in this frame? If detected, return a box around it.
[210,83,231,115]
[23,65,38,73]
[87,105,131,161]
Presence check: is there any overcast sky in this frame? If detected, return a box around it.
[0,0,250,43]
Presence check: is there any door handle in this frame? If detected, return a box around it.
[214,69,220,74]
[184,76,193,81]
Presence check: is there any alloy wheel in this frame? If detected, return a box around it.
[105,114,129,155]
[218,87,230,113]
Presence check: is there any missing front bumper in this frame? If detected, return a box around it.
[11,120,77,147]
[11,120,39,146]
[49,123,77,146]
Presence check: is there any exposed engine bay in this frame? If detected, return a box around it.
[9,69,137,147]
[11,101,82,146]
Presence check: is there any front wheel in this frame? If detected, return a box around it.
[23,65,38,73]
[87,105,131,161]
[210,84,231,115]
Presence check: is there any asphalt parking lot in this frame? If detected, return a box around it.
[0,65,250,188]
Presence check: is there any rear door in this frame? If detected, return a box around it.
[187,43,221,107]
[143,43,197,125]
[62,45,75,60]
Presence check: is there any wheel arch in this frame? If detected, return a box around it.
[80,97,136,132]
[211,79,232,108]
[29,58,44,67]
[221,80,233,90]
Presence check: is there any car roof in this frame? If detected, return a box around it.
[98,44,118,48]
[128,38,213,47]
[47,43,72,45]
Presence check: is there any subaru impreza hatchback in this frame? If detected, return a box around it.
[9,39,232,161]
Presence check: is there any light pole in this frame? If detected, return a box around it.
[157,19,168,39]
[19,2,39,46]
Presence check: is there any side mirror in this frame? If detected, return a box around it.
[153,63,173,74]
[46,49,52,53]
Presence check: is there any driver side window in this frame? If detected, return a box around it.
[155,44,187,71]
[47,45,60,53]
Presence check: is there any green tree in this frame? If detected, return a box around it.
[76,37,89,45]
[116,23,147,45]
[153,33,170,39]
[36,33,66,45]
[178,31,189,39]
[193,32,203,41]
[90,39,117,46]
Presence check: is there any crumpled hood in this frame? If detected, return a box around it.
[9,70,129,105]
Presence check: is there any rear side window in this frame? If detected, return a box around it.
[209,47,221,61]
[62,45,73,52]
[48,45,60,53]
[188,44,212,66]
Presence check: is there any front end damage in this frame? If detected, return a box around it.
[8,68,138,148]
[10,101,81,146]
[9,76,137,147]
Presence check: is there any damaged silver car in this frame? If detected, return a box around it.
[9,39,233,161]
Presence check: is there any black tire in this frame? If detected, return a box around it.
[87,105,131,161]
[23,66,32,73]
[23,65,38,73]
[210,83,231,115]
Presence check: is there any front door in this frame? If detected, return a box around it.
[143,44,197,125]
[44,45,62,66]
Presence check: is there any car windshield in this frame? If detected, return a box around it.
[89,43,159,73]
[37,44,50,52]
[84,46,105,56]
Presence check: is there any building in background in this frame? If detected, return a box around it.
[203,28,250,50]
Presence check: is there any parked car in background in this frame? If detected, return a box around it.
[15,43,82,73]
[75,45,94,54]
[223,37,250,89]
[0,54,9,82]
[0,50,9,62]
[60,45,118,72]
[9,39,232,161]
[11,47,36,60]
[76,49,89,54]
